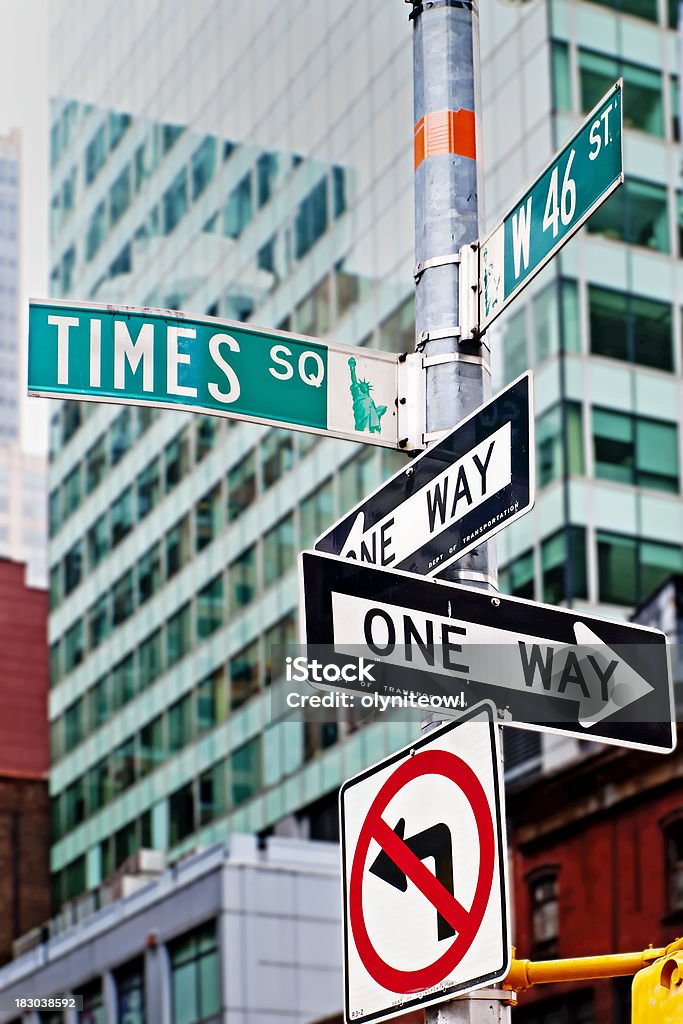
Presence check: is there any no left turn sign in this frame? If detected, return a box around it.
[339,702,510,1023]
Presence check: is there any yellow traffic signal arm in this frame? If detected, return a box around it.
[503,939,683,991]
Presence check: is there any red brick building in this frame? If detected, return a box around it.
[0,559,50,963]
[508,735,683,1024]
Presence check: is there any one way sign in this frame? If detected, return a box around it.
[340,702,509,1023]
[315,373,533,576]
[299,552,676,753]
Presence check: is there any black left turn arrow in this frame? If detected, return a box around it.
[369,818,455,940]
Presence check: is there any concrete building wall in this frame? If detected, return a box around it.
[0,559,48,776]
[508,738,683,1023]
[0,835,342,1024]
[0,777,50,967]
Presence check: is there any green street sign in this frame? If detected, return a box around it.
[28,301,422,449]
[479,80,623,330]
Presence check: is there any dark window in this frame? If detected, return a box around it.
[223,173,252,238]
[137,458,161,518]
[109,111,132,150]
[86,436,107,492]
[167,603,192,667]
[110,738,137,796]
[64,619,84,672]
[138,543,162,604]
[537,403,584,487]
[163,167,188,234]
[332,165,347,218]
[580,50,662,136]
[191,136,216,201]
[597,532,683,605]
[585,0,657,18]
[64,698,85,752]
[663,816,683,915]
[85,123,106,184]
[110,165,131,225]
[262,514,295,586]
[503,729,542,780]
[261,430,293,489]
[64,540,83,594]
[166,516,191,578]
[197,575,223,639]
[256,152,278,206]
[295,178,328,258]
[528,868,559,958]
[140,715,164,776]
[199,762,226,826]
[587,178,669,254]
[88,593,110,649]
[114,819,139,868]
[195,485,221,552]
[79,979,104,1024]
[264,613,296,685]
[589,285,673,371]
[230,641,259,709]
[169,781,195,845]
[162,123,184,152]
[195,416,217,462]
[502,548,534,600]
[197,670,227,734]
[112,570,135,625]
[231,736,261,807]
[88,514,109,568]
[88,675,110,730]
[229,546,257,611]
[115,957,146,1024]
[138,629,162,689]
[111,654,136,710]
[541,527,588,604]
[592,408,679,492]
[165,433,190,490]
[168,693,193,754]
[227,451,256,520]
[111,409,132,465]
[169,921,220,1023]
[111,488,134,546]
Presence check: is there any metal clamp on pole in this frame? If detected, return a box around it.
[417,326,462,347]
[414,251,461,282]
[458,242,480,342]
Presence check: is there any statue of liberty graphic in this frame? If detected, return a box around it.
[348,357,387,435]
[482,244,501,319]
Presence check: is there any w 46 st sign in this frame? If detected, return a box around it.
[476,81,623,331]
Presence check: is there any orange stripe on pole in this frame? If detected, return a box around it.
[414,108,476,169]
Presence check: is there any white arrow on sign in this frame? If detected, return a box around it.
[330,594,654,730]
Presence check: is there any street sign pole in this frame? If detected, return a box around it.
[408,1,508,1021]
[409,0,494,596]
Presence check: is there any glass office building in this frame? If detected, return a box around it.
[0,131,48,586]
[47,0,683,906]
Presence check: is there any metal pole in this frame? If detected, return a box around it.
[408,2,508,1022]
[411,0,493,587]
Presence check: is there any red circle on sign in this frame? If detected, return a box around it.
[349,748,495,994]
